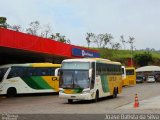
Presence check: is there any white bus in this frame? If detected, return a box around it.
[59,58,122,103]
[0,63,60,97]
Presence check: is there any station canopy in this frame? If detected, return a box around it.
[136,66,160,72]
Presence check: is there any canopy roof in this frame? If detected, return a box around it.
[136,66,160,72]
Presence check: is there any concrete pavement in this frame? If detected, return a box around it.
[118,96,160,110]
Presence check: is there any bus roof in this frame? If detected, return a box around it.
[125,67,135,70]
[62,58,121,65]
[0,63,61,68]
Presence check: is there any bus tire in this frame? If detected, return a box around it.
[112,88,117,98]
[117,87,118,94]
[7,87,17,97]
[68,99,73,104]
[94,90,99,102]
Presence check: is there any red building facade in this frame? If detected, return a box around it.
[0,28,99,64]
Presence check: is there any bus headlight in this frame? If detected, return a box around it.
[59,88,64,93]
[82,88,90,94]
[59,90,64,93]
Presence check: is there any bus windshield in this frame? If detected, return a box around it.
[61,70,89,89]
[0,68,8,82]
[126,69,134,75]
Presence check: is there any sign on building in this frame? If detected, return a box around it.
[72,48,100,58]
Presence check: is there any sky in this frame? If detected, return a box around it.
[0,0,160,50]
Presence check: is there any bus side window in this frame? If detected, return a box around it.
[107,65,110,75]
[91,62,95,89]
[50,68,55,76]
[96,63,101,75]
[0,68,8,82]
[40,68,50,76]
[7,67,17,79]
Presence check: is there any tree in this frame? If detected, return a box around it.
[40,24,52,38]
[120,35,126,49]
[0,17,7,28]
[26,21,40,35]
[85,33,113,48]
[10,25,22,32]
[2,19,72,44]
[86,33,94,48]
[127,36,135,66]
[128,36,135,51]
[50,33,71,44]
[110,42,121,50]
[134,51,152,67]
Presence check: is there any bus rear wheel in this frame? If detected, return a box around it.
[7,87,17,97]
[68,99,73,104]
[112,88,117,98]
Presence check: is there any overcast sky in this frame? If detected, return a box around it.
[1,0,160,50]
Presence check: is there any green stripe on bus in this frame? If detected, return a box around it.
[100,75,109,93]
[22,77,42,89]
[73,88,83,93]
[22,77,52,89]
[31,76,52,89]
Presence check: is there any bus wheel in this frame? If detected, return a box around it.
[68,99,73,104]
[94,91,99,102]
[112,88,117,98]
[7,87,17,97]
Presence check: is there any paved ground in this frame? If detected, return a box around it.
[0,83,160,115]
[0,83,160,114]
[119,95,160,110]
[1,83,160,120]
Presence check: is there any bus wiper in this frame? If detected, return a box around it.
[74,84,81,89]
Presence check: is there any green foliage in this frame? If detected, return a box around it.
[92,48,160,66]
[50,33,71,44]
[0,17,7,24]
[0,17,7,28]
[134,51,153,67]
[99,48,113,59]
[85,33,113,48]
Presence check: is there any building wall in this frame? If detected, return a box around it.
[0,28,100,64]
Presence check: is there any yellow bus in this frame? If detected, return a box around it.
[0,63,61,97]
[59,58,122,103]
[122,67,136,86]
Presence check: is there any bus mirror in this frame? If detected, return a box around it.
[58,69,63,76]
[89,69,92,78]
[55,68,60,76]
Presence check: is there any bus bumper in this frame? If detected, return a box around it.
[59,92,93,100]
[0,89,5,95]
